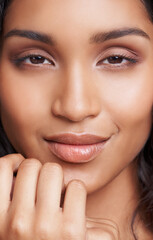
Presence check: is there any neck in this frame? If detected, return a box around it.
[86,161,139,239]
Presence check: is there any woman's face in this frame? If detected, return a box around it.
[0,0,152,193]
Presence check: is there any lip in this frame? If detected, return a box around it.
[45,133,109,163]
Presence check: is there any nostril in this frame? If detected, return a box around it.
[13,171,18,177]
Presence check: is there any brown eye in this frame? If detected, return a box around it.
[23,55,55,66]
[97,54,137,67]
[107,56,123,64]
[12,53,57,68]
[30,56,45,64]
[97,55,126,66]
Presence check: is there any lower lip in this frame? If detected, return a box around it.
[47,141,107,163]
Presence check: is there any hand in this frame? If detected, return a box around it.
[0,155,120,240]
[86,217,120,240]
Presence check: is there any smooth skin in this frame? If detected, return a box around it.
[0,0,153,239]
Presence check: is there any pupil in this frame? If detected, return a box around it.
[30,56,45,64]
[109,56,123,64]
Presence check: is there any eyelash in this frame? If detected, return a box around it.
[12,54,55,67]
[12,52,138,70]
[96,54,138,69]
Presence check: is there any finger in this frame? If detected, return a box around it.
[63,180,87,234]
[86,217,119,229]
[36,163,63,216]
[11,158,42,210]
[0,154,24,210]
[86,217,120,240]
[86,218,120,240]
[87,228,117,240]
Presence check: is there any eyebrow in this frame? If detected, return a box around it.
[4,29,56,45]
[4,27,150,46]
[90,28,150,43]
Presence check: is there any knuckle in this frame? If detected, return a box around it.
[35,222,55,240]
[68,180,86,191]
[63,222,83,240]
[9,153,24,160]
[0,154,25,173]
[0,153,24,163]
[42,162,63,174]
[0,158,9,170]
[9,215,27,237]
[19,158,42,170]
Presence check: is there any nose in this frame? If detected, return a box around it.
[51,63,101,122]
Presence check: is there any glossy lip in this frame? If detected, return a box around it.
[45,133,110,163]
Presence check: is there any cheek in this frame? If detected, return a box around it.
[99,68,153,128]
[116,84,152,158]
[96,67,153,159]
[0,69,52,139]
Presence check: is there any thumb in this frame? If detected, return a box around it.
[86,218,120,240]
[86,227,117,240]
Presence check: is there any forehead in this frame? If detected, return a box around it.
[3,0,153,39]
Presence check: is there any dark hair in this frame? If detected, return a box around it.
[141,0,153,21]
[0,0,153,238]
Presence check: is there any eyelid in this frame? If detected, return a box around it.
[96,47,139,62]
[95,47,140,68]
[10,49,57,67]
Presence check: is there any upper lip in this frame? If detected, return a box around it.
[45,133,110,145]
